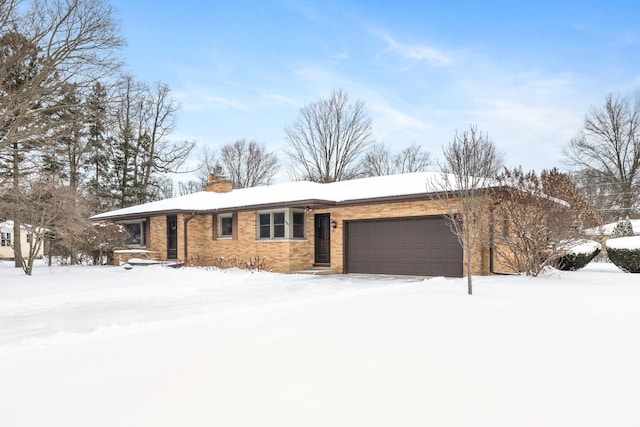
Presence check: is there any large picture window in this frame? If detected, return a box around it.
[121,220,146,246]
[257,209,306,240]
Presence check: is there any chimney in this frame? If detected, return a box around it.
[206,175,233,193]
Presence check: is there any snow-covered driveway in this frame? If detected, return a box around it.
[1,262,639,426]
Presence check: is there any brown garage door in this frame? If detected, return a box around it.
[345,216,463,277]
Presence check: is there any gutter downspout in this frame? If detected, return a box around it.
[183,213,196,264]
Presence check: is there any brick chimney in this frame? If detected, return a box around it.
[206,175,233,193]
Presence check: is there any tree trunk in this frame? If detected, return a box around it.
[12,144,22,269]
[13,219,23,269]
[467,249,473,295]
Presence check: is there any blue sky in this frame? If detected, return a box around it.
[110,0,640,175]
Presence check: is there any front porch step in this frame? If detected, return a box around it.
[291,269,338,275]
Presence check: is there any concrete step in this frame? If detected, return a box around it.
[291,269,338,275]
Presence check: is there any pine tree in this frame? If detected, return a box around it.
[611,218,635,238]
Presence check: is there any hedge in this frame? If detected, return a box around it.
[606,236,640,273]
[555,240,601,271]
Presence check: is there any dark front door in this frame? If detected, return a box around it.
[167,215,178,259]
[314,213,331,265]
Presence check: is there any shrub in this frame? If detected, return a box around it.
[606,236,640,273]
[556,240,601,271]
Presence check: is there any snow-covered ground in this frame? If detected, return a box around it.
[1,261,639,427]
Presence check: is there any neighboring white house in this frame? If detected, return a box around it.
[0,221,44,260]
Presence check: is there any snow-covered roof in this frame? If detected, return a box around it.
[0,221,33,231]
[586,219,640,237]
[91,172,494,221]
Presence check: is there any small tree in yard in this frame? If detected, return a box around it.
[432,125,503,295]
[78,222,130,265]
[1,176,86,275]
[490,168,600,276]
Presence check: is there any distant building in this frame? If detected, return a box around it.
[0,221,44,260]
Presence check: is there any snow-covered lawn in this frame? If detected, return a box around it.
[1,261,639,427]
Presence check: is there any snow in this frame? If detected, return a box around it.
[91,172,496,220]
[1,261,640,426]
[113,249,153,254]
[564,239,601,255]
[606,235,640,250]
[587,219,640,236]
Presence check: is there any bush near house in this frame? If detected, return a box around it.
[555,240,601,271]
[606,236,640,273]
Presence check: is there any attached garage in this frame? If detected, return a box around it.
[345,216,463,277]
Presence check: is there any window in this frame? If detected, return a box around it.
[1,232,11,247]
[26,233,31,243]
[293,212,305,238]
[273,212,285,238]
[257,209,306,240]
[121,221,146,246]
[259,213,271,239]
[219,214,233,238]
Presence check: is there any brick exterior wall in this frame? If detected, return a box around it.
[133,197,494,276]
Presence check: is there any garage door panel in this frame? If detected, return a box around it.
[346,217,462,277]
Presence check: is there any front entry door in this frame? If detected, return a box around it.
[167,215,178,259]
[314,214,331,265]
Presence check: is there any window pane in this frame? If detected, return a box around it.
[124,223,142,245]
[293,212,305,238]
[273,212,285,238]
[259,213,271,239]
[221,216,233,236]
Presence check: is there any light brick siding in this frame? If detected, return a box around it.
[137,197,493,276]
[148,216,167,258]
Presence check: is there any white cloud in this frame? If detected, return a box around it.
[264,94,302,108]
[375,30,453,68]
[174,86,250,112]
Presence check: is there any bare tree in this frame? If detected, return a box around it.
[196,145,220,183]
[360,143,393,176]
[490,168,600,276]
[0,174,89,275]
[361,143,432,177]
[0,0,123,153]
[109,75,194,207]
[177,179,205,196]
[174,145,223,196]
[395,144,432,173]
[432,125,503,295]
[285,89,374,182]
[0,1,17,32]
[564,93,640,220]
[0,0,122,267]
[219,139,280,188]
[76,221,130,265]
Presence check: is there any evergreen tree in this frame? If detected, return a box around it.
[612,218,635,238]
